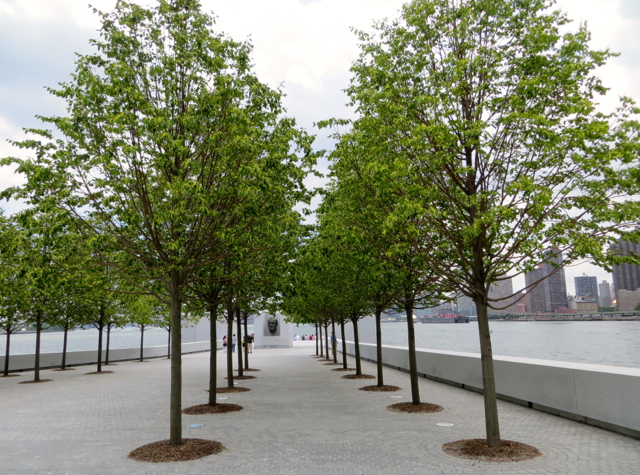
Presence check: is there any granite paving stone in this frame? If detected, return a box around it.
[1,342,638,474]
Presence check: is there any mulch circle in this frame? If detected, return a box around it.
[1,374,21,377]
[19,379,53,384]
[224,375,256,380]
[235,368,260,372]
[133,360,150,363]
[104,363,118,366]
[442,439,542,463]
[359,385,401,392]
[331,367,356,371]
[342,374,375,379]
[324,362,341,366]
[128,438,225,463]
[182,403,243,415]
[52,368,76,371]
[387,402,444,413]
[208,387,251,393]
[85,371,114,375]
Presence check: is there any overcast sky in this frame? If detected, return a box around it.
[1,0,639,294]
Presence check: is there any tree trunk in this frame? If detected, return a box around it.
[34,309,42,381]
[226,305,234,389]
[4,331,11,376]
[208,304,217,406]
[167,327,171,359]
[352,317,362,375]
[236,307,243,378]
[340,321,347,369]
[61,326,68,370]
[324,323,329,360]
[96,304,104,373]
[475,299,501,447]
[244,314,249,370]
[319,323,324,357]
[405,296,420,404]
[375,307,384,387]
[169,280,183,446]
[315,324,319,355]
[331,320,337,363]
[139,325,145,362]
[105,325,111,365]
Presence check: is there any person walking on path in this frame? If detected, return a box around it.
[222,335,227,353]
[232,334,237,353]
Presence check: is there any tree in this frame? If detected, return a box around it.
[3,0,313,446]
[344,0,640,447]
[15,210,71,383]
[128,295,159,362]
[0,212,28,377]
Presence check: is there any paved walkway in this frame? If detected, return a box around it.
[1,342,639,475]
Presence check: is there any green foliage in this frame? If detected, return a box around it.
[339,0,639,306]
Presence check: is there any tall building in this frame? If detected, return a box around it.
[488,279,515,315]
[525,266,547,313]
[455,278,516,316]
[574,274,599,300]
[611,238,640,306]
[598,280,613,308]
[524,249,568,313]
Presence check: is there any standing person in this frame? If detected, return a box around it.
[331,331,337,357]
[246,333,254,353]
[232,334,237,353]
[222,335,227,353]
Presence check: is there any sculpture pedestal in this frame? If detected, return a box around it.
[254,312,293,349]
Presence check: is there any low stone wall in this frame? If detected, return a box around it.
[340,340,640,439]
[1,339,221,372]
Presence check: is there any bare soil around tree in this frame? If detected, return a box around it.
[19,379,52,384]
[235,368,260,372]
[442,439,542,463]
[224,375,255,380]
[1,374,21,377]
[85,371,114,375]
[323,362,341,366]
[331,367,355,371]
[359,385,401,392]
[128,438,225,463]
[387,402,443,413]
[182,403,242,415]
[342,374,375,379]
[53,368,76,371]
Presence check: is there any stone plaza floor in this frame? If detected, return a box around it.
[1,342,639,475]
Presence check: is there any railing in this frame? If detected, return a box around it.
[339,340,640,439]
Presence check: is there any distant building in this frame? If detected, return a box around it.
[455,278,516,316]
[488,279,515,315]
[524,249,568,313]
[576,300,598,314]
[598,280,613,308]
[611,238,640,307]
[456,294,475,316]
[617,289,640,312]
[568,295,598,313]
[574,274,599,300]
[525,267,547,313]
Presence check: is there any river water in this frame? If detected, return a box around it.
[292,321,640,369]
[3,321,640,369]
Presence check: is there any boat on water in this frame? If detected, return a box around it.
[419,314,469,324]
